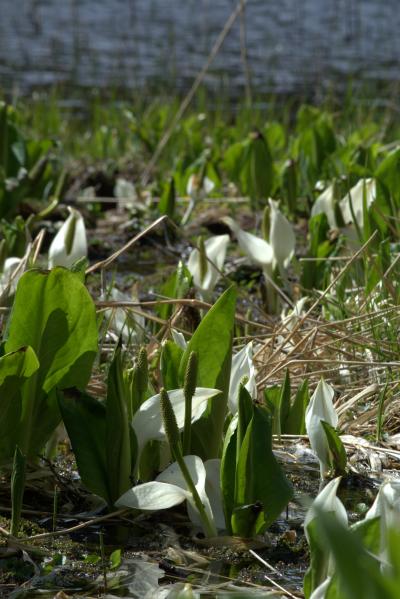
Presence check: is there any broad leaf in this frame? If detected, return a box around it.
[233,406,293,536]
[59,389,111,505]
[4,268,98,459]
[179,286,237,459]
[106,348,134,503]
[0,347,39,463]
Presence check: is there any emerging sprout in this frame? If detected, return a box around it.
[48,207,87,269]
[305,378,338,477]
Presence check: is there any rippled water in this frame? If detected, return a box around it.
[1,0,399,94]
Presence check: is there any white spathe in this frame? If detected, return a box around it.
[187,234,229,294]
[268,198,296,270]
[48,207,87,269]
[366,480,400,563]
[186,174,215,198]
[281,296,308,332]
[228,341,257,414]
[222,201,295,274]
[221,216,273,271]
[132,387,220,457]
[0,257,23,294]
[305,378,338,477]
[304,478,347,596]
[305,477,348,542]
[339,178,376,228]
[116,455,222,536]
[311,184,337,229]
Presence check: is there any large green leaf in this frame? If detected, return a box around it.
[4,268,98,458]
[220,416,238,534]
[285,379,309,435]
[105,348,133,504]
[179,286,237,459]
[232,406,293,536]
[59,389,111,505]
[0,347,39,464]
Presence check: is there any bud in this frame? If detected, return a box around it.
[160,388,182,459]
[184,351,198,405]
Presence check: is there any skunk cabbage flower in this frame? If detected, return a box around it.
[339,178,376,227]
[305,378,338,477]
[48,207,87,269]
[268,198,295,270]
[221,216,273,272]
[114,177,141,211]
[311,184,337,229]
[228,341,257,414]
[116,455,224,535]
[366,480,400,563]
[305,477,348,539]
[281,296,308,332]
[222,201,295,275]
[132,387,220,459]
[186,174,215,198]
[305,478,347,596]
[0,257,23,295]
[187,234,229,296]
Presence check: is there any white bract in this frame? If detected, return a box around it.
[0,257,23,295]
[222,200,295,276]
[339,178,376,228]
[186,174,215,198]
[228,341,257,414]
[281,296,308,332]
[132,387,220,458]
[305,378,338,477]
[114,177,141,211]
[187,234,229,296]
[48,207,87,269]
[366,480,400,564]
[305,478,347,597]
[311,184,337,229]
[304,477,348,539]
[222,215,273,274]
[116,455,223,536]
[268,198,295,270]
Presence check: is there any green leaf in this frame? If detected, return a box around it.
[314,511,389,599]
[179,286,237,459]
[321,420,347,475]
[59,389,111,505]
[4,268,98,459]
[285,379,309,435]
[106,348,133,504]
[232,406,293,536]
[220,416,237,534]
[109,548,122,570]
[161,340,184,390]
[0,347,39,463]
[159,176,176,220]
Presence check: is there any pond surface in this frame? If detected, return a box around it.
[1,0,400,95]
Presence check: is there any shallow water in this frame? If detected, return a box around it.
[1,0,400,94]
